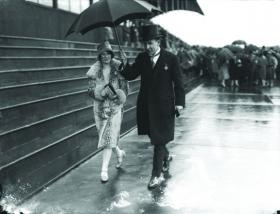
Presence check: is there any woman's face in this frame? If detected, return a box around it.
[100,51,112,64]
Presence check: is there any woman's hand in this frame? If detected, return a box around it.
[101,86,111,97]
[101,84,117,100]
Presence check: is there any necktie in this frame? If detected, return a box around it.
[150,52,160,68]
[151,58,155,68]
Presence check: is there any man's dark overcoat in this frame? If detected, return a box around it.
[121,49,185,145]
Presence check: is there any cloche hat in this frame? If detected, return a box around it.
[97,40,114,58]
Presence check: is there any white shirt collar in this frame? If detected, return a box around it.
[151,48,161,64]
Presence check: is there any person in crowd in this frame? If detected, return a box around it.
[87,41,128,183]
[265,50,278,87]
[247,50,259,87]
[103,27,114,42]
[210,53,219,81]
[217,58,230,87]
[122,21,131,47]
[240,53,252,86]
[176,44,185,60]
[255,50,268,87]
[119,25,185,189]
[203,50,215,80]
[272,49,280,81]
[196,51,207,77]
[229,54,242,87]
[130,23,140,47]
[176,44,192,84]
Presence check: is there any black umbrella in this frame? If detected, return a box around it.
[66,0,162,50]
[225,44,244,54]
[245,44,259,53]
[217,47,234,60]
[232,40,247,46]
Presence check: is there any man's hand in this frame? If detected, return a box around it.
[175,106,183,111]
[175,105,183,117]
[119,50,128,65]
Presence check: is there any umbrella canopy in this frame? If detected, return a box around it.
[245,44,259,53]
[217,47,234,60]
[225,44,244,54]
[66,0,162,37]
[232,40,247,46]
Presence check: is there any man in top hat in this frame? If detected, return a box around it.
[120,25,185,189]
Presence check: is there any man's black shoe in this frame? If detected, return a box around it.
[162,155,172,172]
[147,174,165,190]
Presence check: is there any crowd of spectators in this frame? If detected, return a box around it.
[114,22,280,89]
[173,42,280,89]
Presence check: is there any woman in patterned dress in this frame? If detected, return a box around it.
[86,41,128,183]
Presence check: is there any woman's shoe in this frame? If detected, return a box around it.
[100,171,108,183]
[116,150,126,169]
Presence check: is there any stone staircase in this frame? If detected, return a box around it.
[0,35,140,202]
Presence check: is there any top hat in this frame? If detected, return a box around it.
[97,41,114,58]
[142,25,162,42]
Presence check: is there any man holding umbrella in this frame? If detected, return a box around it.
[120,25,185,189]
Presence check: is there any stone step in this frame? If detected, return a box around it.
[0,35,97,49]
[0,88,138,165]
[0,106,93,168]
[0,106,136,201]
[0,55,135,71]
[0,45,138,57]
[0,90,138,136]
[0,77,88,109]
[0,64,139,89]
[0,56,95,71]
[0,66,89,88]
[0,91,88,134]
[0,35,138,51]
[0,125,100,200]
[0,46,98,57]
[0,77,140,109]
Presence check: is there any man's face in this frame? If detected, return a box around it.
[144,39,160,56]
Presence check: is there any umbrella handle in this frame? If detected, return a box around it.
[113,26,123,53]
[113,26,128,65]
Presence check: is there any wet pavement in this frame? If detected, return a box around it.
[18,83,280,214]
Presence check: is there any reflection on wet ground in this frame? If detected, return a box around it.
[18,83,280,214]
